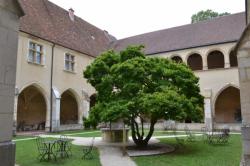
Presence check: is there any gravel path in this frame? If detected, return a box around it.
[99,146,137,166]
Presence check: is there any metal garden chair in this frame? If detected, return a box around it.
[59,135,72,157]
[184,126,196,142]
[35,137,48,161]
[82,137,95,160]
[172,127,185,148]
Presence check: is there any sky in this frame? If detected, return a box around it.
[50,0,245,39]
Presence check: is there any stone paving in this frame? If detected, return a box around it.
[99,146,137,166]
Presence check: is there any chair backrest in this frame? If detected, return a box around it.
[201,126,209,134]
[36,137,45,150]
[184,126,192,135]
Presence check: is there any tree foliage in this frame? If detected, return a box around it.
[191,9,230,23]
[84,46,204,147]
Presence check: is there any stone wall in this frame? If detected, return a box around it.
[0,0,23,165]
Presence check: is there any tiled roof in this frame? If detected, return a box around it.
[113,12,246,55]
[19,0,115,57]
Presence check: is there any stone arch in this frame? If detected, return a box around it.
[187,53,203,71]
[17,84,48,131]
[60,89,80,125]
[214,85,241,123]
[171,55,183,63]
[207,50,225,69]
[229,49,238,67]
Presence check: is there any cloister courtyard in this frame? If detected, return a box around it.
[1,0,250,166]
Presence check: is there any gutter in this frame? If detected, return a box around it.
[50,43,55,132]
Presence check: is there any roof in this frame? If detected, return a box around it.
[113,12,246,55]
[19,0,115,57]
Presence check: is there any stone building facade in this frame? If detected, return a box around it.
[113,12,246,131]
[14,0,246,133]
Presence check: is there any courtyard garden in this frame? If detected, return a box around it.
[13,46,243,166]
[14,131,242,166]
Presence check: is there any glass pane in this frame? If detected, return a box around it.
[71,63,74,71]
[28,50,34,62]
[65,54,70,60]
[36,45,42,52]
[65,61,70,70]
[36,52,41,64]
[29,42,35,50]
[70,56,74,62]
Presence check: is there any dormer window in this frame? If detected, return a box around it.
[65,53,75,72]
[28,41,43,65]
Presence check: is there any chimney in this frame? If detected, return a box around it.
[68,8,75,21]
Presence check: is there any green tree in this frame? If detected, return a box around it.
[84,46,204,147]
[191,9,230,23]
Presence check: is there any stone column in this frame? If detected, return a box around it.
[0,1,24,166]
[51,88,60,132]
[83,99,90,119]
[202,55,208,70]
[238,45,250,165]
[224,51,230,68]
[238,51,250,165]
[203,89,213,130]
[82,90,90,119]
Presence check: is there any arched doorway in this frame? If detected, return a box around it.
[171,56,183,63]
[229,50,238,67]
[207,50,224,69]
[215,86,241,123]
[187,53,203,71]
[60,90,78,125]
[17,85,46,131]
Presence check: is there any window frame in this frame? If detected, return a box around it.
[28,41,44,65]
[64,53,76,73]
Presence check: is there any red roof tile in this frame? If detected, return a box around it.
[19,0,115,57]
[113,12,246,55]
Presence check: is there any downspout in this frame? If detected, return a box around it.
[50,43,55,132]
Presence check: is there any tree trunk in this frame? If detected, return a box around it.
[131,118,157,148]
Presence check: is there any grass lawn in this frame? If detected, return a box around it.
[15,132,242,166]
[16,138,101,166]
[47,129,100,136]
[13,135,35,140]
[133,135,242,166]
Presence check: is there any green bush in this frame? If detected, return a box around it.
[83,117,97,129]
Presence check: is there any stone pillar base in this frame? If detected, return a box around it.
[241,126,250,166]
[0,141,16,166]
[205,118,213,131]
